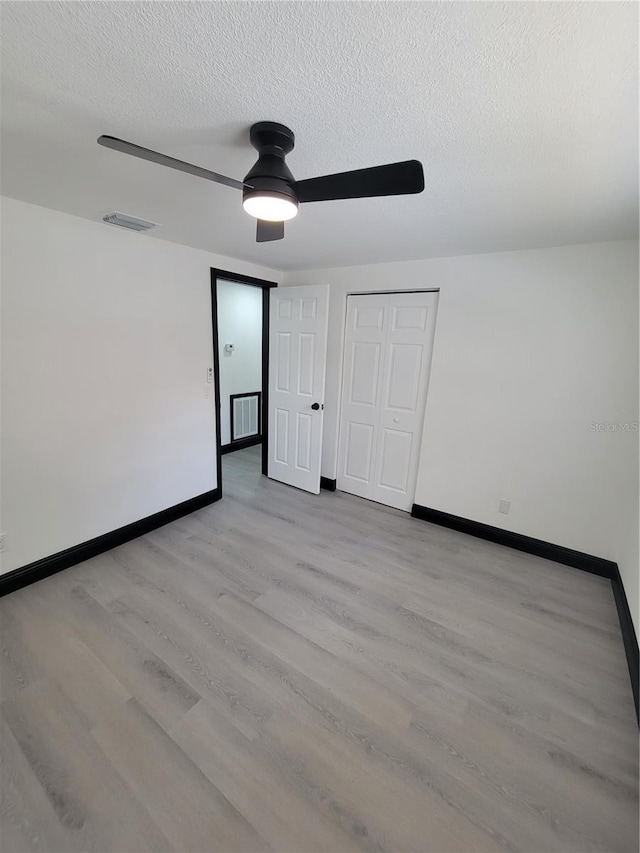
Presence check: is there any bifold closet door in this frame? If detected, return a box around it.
[337,291,438,511]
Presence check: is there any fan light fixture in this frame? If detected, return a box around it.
[242,191,298,222]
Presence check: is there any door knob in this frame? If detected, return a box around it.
[311,402,323,410]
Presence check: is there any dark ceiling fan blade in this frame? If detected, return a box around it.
[256,219,284,242]
[293,160,424,203]
[97,135,247,191]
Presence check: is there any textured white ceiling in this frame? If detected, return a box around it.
[1,1,637,270]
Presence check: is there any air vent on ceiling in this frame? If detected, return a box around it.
[102,212,158,232]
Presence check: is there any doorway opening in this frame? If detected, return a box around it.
[210,268,277,495]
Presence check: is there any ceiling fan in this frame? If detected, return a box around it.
[97,122,425,243]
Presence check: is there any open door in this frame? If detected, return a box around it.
[268,284,329,493]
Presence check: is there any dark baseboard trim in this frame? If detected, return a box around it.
[320,477,337,492]
[410,504,617,578]
[0,488,222,598]
[221,436,262,455]
[611,565,639,722]
[412,503,638,724]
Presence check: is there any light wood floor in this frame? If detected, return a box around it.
[1,445,638,853]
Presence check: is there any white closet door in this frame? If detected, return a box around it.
[336,294,387,501]
[337,291,438,511]
[268,285,329,494]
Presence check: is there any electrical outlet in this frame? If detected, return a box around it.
[498,499,511,515]
[0,534,7,553]
[203,386,212,399]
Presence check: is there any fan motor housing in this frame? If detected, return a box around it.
[244,122,296,191]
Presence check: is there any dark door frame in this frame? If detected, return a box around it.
[210,268,277,490]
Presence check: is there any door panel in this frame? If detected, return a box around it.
[351,342,381,406]
[298,334,315,395]
[275,333,291,391]
[338,291,438,511]
[337,294,387,499]
[392,304,429,331]
[344,422,375,482]
[378,429,413,492]
[386,343,423,411]
[296,413,313,471]
[354,305,385,329]
[277,297,293,320]
[274,409,289,463]
[301,297,317,319]
[268,285,329,494]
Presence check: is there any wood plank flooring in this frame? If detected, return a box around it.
[1,445,638,852]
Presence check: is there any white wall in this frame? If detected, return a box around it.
[0,196,279,574]
[217,280,262,446]
[283,240,639,633]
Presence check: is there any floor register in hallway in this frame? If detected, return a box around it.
[1,446,638,852]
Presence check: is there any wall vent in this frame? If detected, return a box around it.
[231,392,261,442]
[102,212,158,232]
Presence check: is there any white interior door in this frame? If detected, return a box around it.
[268,285,329,493]
[337,291,438,511]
